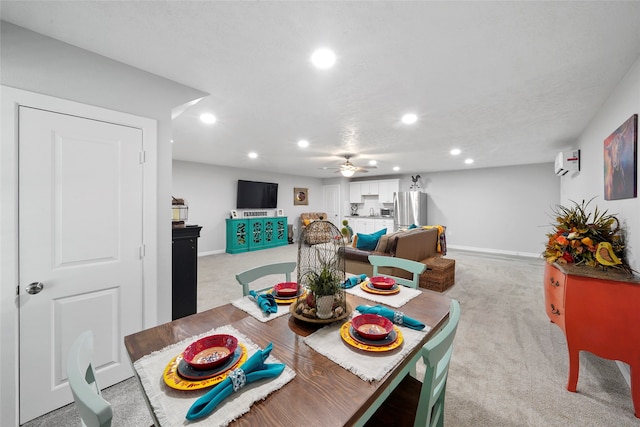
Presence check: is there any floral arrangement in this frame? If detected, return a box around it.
[543,199,629,271]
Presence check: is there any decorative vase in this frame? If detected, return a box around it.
[315,295,334,319]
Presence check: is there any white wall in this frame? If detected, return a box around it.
[562,54,640,271]
[352,164,560,257]
[172,160,328,253]
[419,163,559,256]
[178,161,559,258]
[0,22,205,426]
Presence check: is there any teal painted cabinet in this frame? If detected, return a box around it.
[226,217,287,253]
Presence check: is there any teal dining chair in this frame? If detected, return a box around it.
[364,299,461,427]
[235,261,297,296]
[368,255,426,289]
[66,330,113,427]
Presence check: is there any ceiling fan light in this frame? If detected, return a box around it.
[341,169,355,177]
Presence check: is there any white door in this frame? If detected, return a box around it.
[323,185,341,228]
[18,107,144,423]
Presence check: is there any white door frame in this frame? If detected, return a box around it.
[0,86,158,426]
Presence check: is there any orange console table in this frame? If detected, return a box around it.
[544,263,640,417]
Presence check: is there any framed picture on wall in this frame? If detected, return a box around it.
[294,188,308,205]
[604,114,637,200]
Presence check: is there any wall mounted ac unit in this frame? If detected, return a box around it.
[555,150,580,176]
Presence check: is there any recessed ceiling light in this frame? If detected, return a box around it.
[171,139,174,144]
[401,113,418,125]
[393,166,400,171]
[465,158,474,164]
[200,113,216,124]
[248,152,258,159]
[298,140,309,148]
[450,148,461,155]
[369,160,377,166]
[311,48,336,69]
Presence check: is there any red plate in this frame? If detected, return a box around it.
[182,334,238,370]
[351,314,394,340]
[370,276,396,290]
[273,282,298,297]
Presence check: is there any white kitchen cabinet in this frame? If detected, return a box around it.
[349,218,368,235]
[360,181,379,196]
[350,179,398,203]
[349,217,393,236]
[378,179,399,203]
[349,182,362,203]
[374,218,394,232]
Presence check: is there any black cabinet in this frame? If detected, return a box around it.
[172,225,202,320]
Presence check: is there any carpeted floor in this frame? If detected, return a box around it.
[22,245,638,426]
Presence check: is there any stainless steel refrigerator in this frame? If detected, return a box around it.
[393,191,428,229]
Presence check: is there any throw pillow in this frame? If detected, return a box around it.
[375,233,391,252]
[387,230,407,256]
[408,223,417,229]
[351,234,358,248]
[356,228,387,251]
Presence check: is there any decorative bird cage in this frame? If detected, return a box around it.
[292,220,349,322]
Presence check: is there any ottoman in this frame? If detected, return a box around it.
[420,257,455,292]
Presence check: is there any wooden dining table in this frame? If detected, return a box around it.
[124,289,452,426]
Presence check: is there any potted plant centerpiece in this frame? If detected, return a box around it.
[294,220,348,321]
[543,198,631,272]
[304,264,342,319]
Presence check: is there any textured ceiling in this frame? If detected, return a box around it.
[3,1,640,178]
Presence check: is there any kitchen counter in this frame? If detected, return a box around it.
[346,215,393,219]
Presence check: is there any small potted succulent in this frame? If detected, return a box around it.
[341,219,353,243]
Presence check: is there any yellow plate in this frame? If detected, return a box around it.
[163,343,248,390]
[266,289,307,305]
[360,281,401,296]
[340,322,403,352]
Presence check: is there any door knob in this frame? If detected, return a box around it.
[25,282,44,295]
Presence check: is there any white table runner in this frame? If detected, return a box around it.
[302,312,430,382]
[231,296,291,322]
[133,325,295,427]
[345,281,422,308]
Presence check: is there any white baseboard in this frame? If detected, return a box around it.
[447,244,541,259]
[198,249,225,257]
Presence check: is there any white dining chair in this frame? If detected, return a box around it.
[235,261,297,296]
[368,255,427,289]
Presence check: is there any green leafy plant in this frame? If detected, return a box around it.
[301,239,344,296]
[543,198,628,271]
[340,219,353,241]
[304,265,342,296]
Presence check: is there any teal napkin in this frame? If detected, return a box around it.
[355,304,426,330]
[249,290,277,314]
[341,274,367,289]
[186,342,286,421]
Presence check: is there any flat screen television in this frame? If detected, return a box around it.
[236,180,278,209]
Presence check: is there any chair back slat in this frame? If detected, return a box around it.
[368,255,426,289]
[235,261,297,296]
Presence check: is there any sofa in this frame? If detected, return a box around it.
[299,212,333,244]
[341,226,455,291]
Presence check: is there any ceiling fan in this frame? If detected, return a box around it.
[323,155,377,177]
